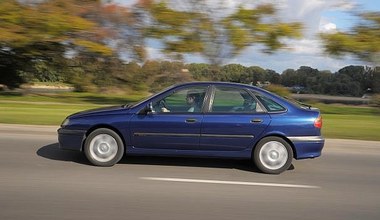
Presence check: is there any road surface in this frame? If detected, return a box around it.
[0,124,379,220]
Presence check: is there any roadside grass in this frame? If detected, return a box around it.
[313,103,378,115]
[313,103,380,140]
[0,102,103,125]
[0,91,146,105]
[1,92,379,141]
[0,92,146,125]
[323,114,380,141]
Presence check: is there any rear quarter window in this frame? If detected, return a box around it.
[255,94,286,112]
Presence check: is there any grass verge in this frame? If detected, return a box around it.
[0,92,145,125]
[323,114,380,141]
[0,102,102,125]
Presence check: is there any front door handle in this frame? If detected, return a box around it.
[251,119,263,123]
[185,118,197,123]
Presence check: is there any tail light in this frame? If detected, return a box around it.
[314,115,322,129]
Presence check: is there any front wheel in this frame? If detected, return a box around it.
[84,128,124,166]
[253,136,293,174]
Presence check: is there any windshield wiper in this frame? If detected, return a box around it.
[122,104,132,108]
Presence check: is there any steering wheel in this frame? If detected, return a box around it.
[154,99,169,112]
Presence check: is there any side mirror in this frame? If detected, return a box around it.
[139,102,154,115]
[147,102,154,113]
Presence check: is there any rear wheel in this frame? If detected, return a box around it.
[253,136,293,174]
[84,128,124,166]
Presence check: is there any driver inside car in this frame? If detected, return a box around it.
[159,90,201,113]
[185,91,201,112]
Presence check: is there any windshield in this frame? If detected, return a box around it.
[128,85,176,108]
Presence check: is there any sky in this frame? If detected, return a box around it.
[112,0,380,73]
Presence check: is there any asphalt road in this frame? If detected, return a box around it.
[0,124,379,220]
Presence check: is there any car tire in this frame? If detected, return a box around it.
[84,128,124,166]
[253,136,293,174]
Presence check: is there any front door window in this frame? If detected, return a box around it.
[152,86,207,113]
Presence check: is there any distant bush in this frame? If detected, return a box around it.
[370,94,380,112]
[265,84,291,97]
[69,70,97,93]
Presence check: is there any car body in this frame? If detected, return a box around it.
[58,82,324,174]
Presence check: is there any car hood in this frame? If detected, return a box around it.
[69,105,130,118]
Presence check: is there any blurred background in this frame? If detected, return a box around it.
[0,0,379,140]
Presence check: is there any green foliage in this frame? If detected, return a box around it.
[220,64,247,82]
[370,67,380,93]
[142,61,193,92]
[143,1,302,64]
[69,71,97,93]
[187,63,213,81]
[0,0,113,88]
[321,12,380,65]
[227,5,302,53]
[0,0,105,50]
[65,57,127,92]
[280,65,380,97]
[18,61,66,83]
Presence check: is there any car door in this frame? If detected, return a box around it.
[129,85,209,150]
[200,85,271,151]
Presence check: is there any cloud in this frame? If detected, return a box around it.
[285,39,323,55]
[277,0,355,36]
[320,22,337,33]
[330,0,357,10]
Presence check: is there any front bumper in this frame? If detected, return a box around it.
[57,128,86,151]
[288,136,325,159]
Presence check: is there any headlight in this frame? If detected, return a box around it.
[61,118,70,127]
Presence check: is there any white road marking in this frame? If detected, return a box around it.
[140,177,320,189]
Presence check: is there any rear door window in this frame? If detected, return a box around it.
[211,86,264,113]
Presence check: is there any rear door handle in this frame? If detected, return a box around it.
[251,119,263,123]
[185,118,197,123]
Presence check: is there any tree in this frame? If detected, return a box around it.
[281,69,298,87]
[90,2,148,62]
[220,64,247,82]
[365,67,380,94]
[0,0,113,87]
[265,69,281,84]
[187,63,213,81]
[140,60,193,92]
[141,0,302,65]
[246,66,267,85]
[321,12,380,66]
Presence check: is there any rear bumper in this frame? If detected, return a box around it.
[288,136,325,159]
[57,128,86,151]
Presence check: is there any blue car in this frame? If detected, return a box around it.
[58,82,324,174]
